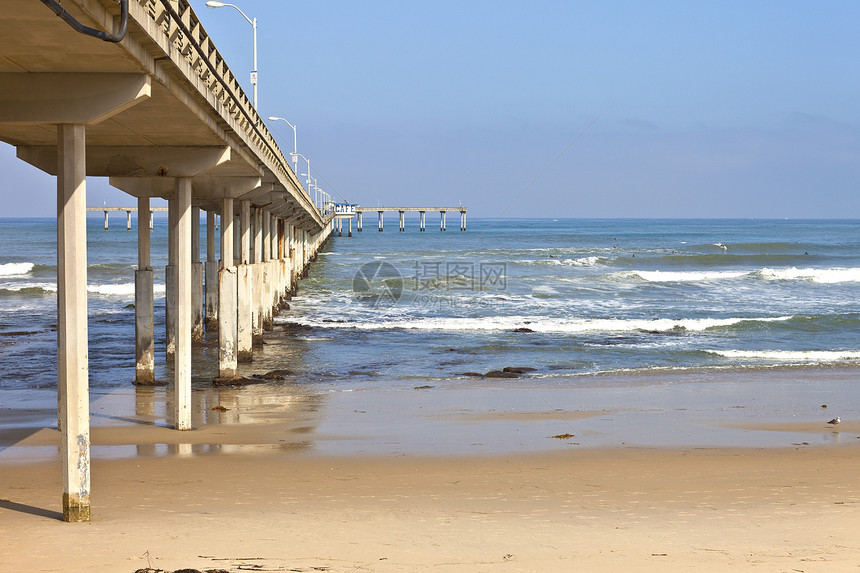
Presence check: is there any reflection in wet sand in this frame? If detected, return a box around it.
[128,382,327,458]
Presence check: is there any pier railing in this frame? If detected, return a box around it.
[138,0,317,217]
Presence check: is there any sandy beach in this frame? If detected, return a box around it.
[2,368,860,572]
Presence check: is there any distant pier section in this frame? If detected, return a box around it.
[331,205,467,235]
[87,206,168,230]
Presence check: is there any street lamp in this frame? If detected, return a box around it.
[295,153,311,191]
[268,116,298,175]
[206,1,257,109]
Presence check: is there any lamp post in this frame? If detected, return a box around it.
[295,153,311,192]
[205,1,257,109]
[268,116,298,176]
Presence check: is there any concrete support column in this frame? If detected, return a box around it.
[262,210,270,262]
[103,210,109,230]
[420,211,426,232]
[173,178,192,430]
[378,211,383,232]
[218,198,238,378]
[461,211,466,231]
[57,123,90,522]
[205,210,218,330]
[165,197,176,362]
[135,195,154,384]
[252,208,264,343]
[126,210,132,231]
[357,211,363,232]
[221,200,234,270]
[262,210,273,331]
[237,201,253,361]
[441,211,447,231]
[399,211,405,232]
[348,218,352,237]
[304,230,310,273]
[241,202,251,265]
[285,222,295,296]
[191,206,204,342]
[233,215,240,265]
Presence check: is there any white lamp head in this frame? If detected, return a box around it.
[206,1,226,8]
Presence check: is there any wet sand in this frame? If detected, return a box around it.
[2,367,860,571]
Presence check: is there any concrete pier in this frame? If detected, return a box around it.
[165,197,176,362]
[87,206,168,229]
[57,123,91,523]
[355,207,466,233]
[251,207,264,345]
[134,196,154,384]
[205,211,219,331]
[237,201,253,362]
[0,0,334,522]
[191,206,204,342]
[173,178,192,431]
[218,198,238,379]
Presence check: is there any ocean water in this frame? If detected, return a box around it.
[1,216,859,392]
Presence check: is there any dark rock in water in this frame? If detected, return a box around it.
[485,370,519,378]
[348,370,377,377]
[260,369,293,380]
[462,372,484,377]
[503,366,537,374]
[124,303,135,309]
[512,327,534,333]
[414,385,434,390]
[212,375,268,387]
[132,378,168,387]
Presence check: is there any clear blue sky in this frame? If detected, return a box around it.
[3,0,859,217]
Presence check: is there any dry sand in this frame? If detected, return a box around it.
[2,369,860,572]
[2,427,860,571]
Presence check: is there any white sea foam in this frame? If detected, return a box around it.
[708,349,860,361]
[292,315,793,334]
[565,256,601,267]
[532,285,559,295]
[758,267,860,284]
[628,270,749,282]
[0,262,35,276]
[0,282,56,292]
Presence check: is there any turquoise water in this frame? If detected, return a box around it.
[1,216,859,390]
